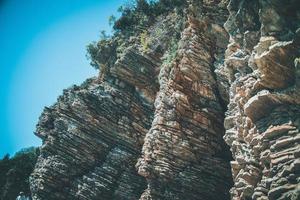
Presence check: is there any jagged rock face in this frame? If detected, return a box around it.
[30,1,232,199]
[137,2,233,199]
[223,0,300,199]
[30,80,154,200]
[30,0,300,200]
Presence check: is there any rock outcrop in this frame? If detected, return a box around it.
[29,0,300,200]
[136,1,235,199]
[223,0,300,199]
[30,79,154,199]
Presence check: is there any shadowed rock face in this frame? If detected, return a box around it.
[30,0,299,199]
[30,79,154,200]
[223,0,300,199]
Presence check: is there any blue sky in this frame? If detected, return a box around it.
[0,0,124,158]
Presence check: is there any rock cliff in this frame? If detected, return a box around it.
[223,0,300,199]
[30,0,300,199]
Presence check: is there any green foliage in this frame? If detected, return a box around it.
[0,147,39,200]
[113,8,137,32]
[86,42,99,69]
[113,0,187,33]
[136,0,151,15]
[140,30,150,52]
[86,39,117,72]
[99,30,109,40]
[153,0,186,14]
[86,0,187,70]
[108,15,116,27]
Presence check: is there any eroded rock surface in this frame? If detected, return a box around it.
[30,0,300,199]
[30,79,154,200]
[223,0,300,199]
[136,1,233,199]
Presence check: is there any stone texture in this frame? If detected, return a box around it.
[29,0,300,200]
[137,2,232,198]
[30,79,154,200]
[223,0,300,199]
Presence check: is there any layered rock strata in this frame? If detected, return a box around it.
[29,0,300,200]
[223,0,300,199]
[30,79,154,199]
[137,3,232,199]
[30,1,233,199]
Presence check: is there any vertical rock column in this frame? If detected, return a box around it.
[223,0,300,199]
[137,14,232,200]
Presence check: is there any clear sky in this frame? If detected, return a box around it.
[0,0,124,158]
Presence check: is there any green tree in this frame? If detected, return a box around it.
[0,147,39,200]
[108,15,116,27]
[136,0,150,14]
[99,30,109,40]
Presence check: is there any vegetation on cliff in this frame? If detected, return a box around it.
[86,0,186,72]
[0,147,39,200]
[3,0,299,199]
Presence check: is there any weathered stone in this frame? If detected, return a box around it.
[28,1,300,199]
[224,0,300,199]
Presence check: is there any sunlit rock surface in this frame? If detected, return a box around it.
[223,0,300,199]
[30,0,299,199]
